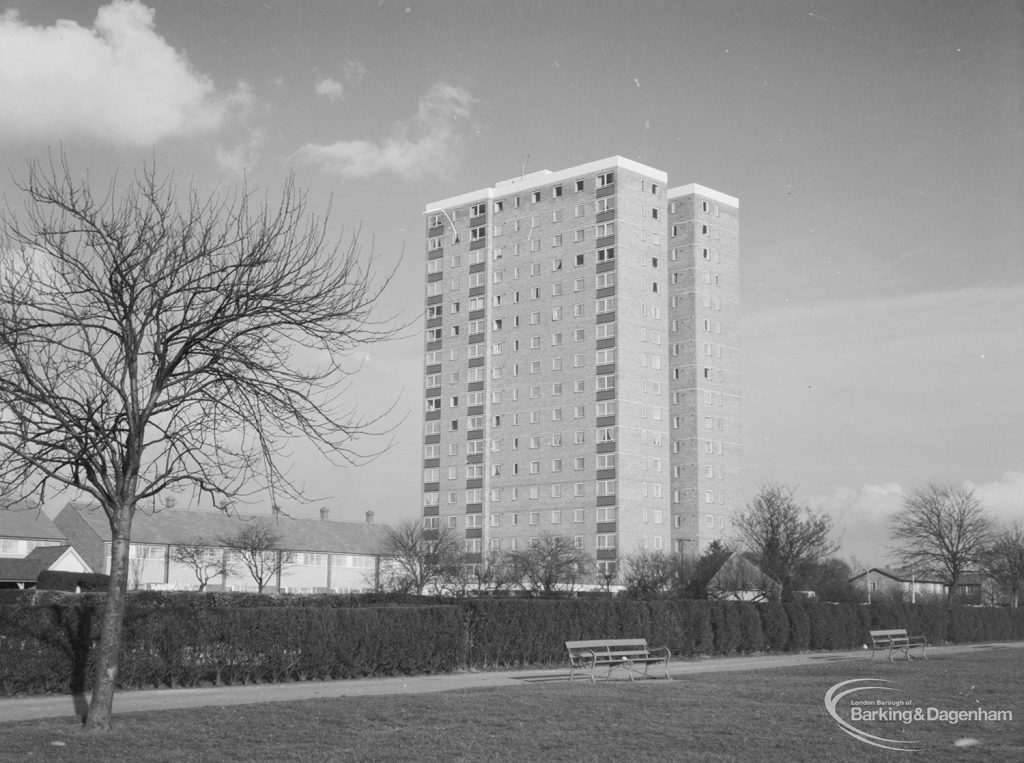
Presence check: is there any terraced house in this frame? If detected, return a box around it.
[52,503,387,594]
[421,156,741,580]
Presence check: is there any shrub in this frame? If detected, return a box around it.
[784,603,811,652]
[36,571,110,592]
[2,595,1020,697]
[757,603,789,652]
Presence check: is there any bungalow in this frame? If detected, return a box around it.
[53,502,390,594]
[706,552,781,602]
[0,505,66,560]
[0,506,93,589]
[849,567,983,605]
[0,545,93,589]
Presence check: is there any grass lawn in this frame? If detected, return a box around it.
[1,648,1021,762]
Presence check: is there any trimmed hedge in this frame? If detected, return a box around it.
[2,595,1022,696]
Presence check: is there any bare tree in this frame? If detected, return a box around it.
[171,539,233,591]
[982,521,1024,607]
[734,483,839,601]
[503,534,591,595]
[378,519,462,595]
[889,483,996,604]
[621,551,675,598]
[0,156,397,730]
[221,521,293,593]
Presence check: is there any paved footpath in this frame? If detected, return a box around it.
[1,641,1020,725]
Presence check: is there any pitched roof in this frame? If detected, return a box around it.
[0,507,66,541]
[66,503,388,556]
[0,545,75,583]
[850,567,948,584]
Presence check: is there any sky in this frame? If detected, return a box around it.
[1,0,1021,568]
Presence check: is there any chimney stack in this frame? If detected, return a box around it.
[319,507,329,522]
[365,510,374,525]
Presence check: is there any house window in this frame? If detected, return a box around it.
[596,171,614,188]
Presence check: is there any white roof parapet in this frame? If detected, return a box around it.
[667,183,739,208]
[425,156,669,213]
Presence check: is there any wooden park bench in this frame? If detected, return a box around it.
[565,638,671,683]
[869,629,928,662]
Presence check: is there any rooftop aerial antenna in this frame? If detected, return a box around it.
[520,153,530,179]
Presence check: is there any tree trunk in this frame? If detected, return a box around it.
[85,520,132,732]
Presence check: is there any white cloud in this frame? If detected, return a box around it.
[315,77,345,102]
[341,60,368,87]
[809,472,1024,569]
[215,127,267,176]
[809,483,907,569]
[292,81,475,180]
[966,471,1024,527]
[0,2,248,145]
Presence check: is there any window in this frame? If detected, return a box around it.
[595,222,615,238]
[575,179,585,192]
[596,247,615,262]
[596,533,616,549]
[470,226,486,241]
[532,190,541,203]
[596,171,614,188]
[552,185,563,198]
